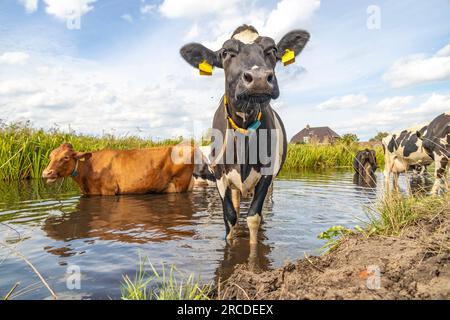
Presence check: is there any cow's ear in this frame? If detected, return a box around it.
[277,30,310,63]
[180,43,222,71]
[73,152,92,161]
[416,131,423,140]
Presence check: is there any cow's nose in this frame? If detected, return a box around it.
[42,169,54,178]
[242,69,274,92]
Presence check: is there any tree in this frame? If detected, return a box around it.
[340,133,359,145]
[369,132,389,142]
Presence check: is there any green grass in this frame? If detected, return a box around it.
[121,257,212,300]
[283,142,384,171]
[318,193,449,252]
[365,193,449,236]
[0,122,181,181]
[0,122,385,181]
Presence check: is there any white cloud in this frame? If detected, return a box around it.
[43,0,97,20]
[405,94,450,115]
[0,52,30,65]
[159,0,320,48]
[18,0,38,13]
[317,94,368,110]
[383,42,450,88]
[377,96,414,111]
[184,23,200,41]
[121,14,133,23]
[261,0,320,39]
[331,93,450,138]
[0,80,40,95]
[141,2,156,15]
[159,0,237,19]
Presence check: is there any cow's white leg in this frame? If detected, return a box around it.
[432,155,448,194]
[247,215,261,245]
[231,189,241,218]
[246,176,272,245]
[393,172,400,192]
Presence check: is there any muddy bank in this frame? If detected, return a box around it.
[221,211,450,299]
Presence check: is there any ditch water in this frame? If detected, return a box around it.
[0,169,429,299]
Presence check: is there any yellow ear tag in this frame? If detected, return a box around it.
[198,60,213,76]
[281,49,295,66]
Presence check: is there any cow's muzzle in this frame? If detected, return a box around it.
[42,169,58,183]
[236,68,279,102]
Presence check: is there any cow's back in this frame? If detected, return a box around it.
[88,146,194,194]
[422,112,450,159]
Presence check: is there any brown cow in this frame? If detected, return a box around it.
[42,143,195,195]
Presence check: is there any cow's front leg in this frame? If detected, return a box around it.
[220,187,238,241]
[432,156,449,194]
[247,175,273,245]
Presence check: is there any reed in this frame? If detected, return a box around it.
[0,122,181,181]
[121,257,212,300]
[0,122,385,181]
[365,193,449,236]
[283,142,384,171]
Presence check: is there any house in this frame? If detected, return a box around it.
[290,125,341,144]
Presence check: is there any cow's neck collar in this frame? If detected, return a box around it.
[224,95,262,135]
[71,160,79,177]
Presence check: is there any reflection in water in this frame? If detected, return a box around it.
[43,194,197,244]
[353,172,377,189]
[0,169,422,299]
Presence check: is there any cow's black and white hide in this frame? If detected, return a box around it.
[180,25,310,244]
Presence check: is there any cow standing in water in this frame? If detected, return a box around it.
[180,25,310,244]
[382,125,434,192]
[417,112,450,194]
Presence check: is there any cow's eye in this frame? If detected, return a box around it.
[266,47,277,57]
[64,156,70,161]
[222,50,236,60]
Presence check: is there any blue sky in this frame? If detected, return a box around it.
[0,0,449,141]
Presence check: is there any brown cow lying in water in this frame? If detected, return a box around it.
[42,143,195,195]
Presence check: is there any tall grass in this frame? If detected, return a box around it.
[365,193,449,236]
[283,142,384,171]
[121,257,212,300]
[0,122,181,181]
[1,122,385,181]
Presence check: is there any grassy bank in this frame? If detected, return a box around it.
[319,193,449,251]
[1,123,385,181]
[221,193,449,299]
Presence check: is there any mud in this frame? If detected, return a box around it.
[220,211,450,299]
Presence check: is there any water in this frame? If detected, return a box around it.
[0,169,430,299]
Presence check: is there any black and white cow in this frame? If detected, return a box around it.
[417,112,449,193]
[193,146,216,186]
[353,149,377,187]
[382,125,434,191]
[180,25,310,244]
[353,149,377,176]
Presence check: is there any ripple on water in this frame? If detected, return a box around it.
[0,169,427,299]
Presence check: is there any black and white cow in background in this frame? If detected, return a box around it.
[353,149,377,187]
[417,112,449,193]
[180,25,310,244]
[382,125,434,191]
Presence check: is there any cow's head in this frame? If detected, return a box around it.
[180,25,309,113]
[42,143,91,183]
